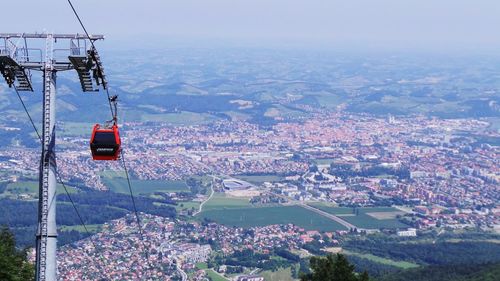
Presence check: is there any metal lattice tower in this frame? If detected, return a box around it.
[0,32,106,281]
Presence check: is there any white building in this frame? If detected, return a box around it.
[397,228,417,237]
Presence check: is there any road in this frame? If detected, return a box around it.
[183,153,357,230]
[177,265,188,281]
[299,203,356,230]
[193,176,215,216]
[249,268,261,275]
[261,190,356,230]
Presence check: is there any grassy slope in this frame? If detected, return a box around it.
[343,250,419,269]
[205,269,229,281]
[260,267,295,281]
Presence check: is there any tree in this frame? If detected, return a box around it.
[300,254,369,281]
[359,271,370,281]
[0,227,34,281]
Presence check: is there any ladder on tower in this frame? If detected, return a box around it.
[68,55,97,92]
[0,54,33,91]
[38,34,54,281]
[68,45,107,92]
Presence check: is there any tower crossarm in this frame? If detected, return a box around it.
[0,33,104,40]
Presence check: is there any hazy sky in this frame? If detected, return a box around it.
[2,0,500,51]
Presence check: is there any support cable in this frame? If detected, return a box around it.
[13,87,40,140]
[66,0,154,272]
[13,86,106,277]
[120,150,153,270]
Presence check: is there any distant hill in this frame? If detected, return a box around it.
[1,49,499,133]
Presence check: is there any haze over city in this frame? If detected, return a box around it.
[2,0,500,51]
[0,1,499,281]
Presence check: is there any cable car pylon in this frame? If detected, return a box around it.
[0,32,106,281]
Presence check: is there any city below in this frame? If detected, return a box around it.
[1,108,498,280]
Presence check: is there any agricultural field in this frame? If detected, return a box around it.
[311,205,409,229]
[59,224,102,233]
[0,180,79,199]
[308,203,356,215]
[100,170,190,195]
[201,192,252,211]
[101,175,189,195]
[367,211,405,220]
[197,205,348,231]
[342,208,409,229]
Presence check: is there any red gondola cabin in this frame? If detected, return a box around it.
[90,124,121,160]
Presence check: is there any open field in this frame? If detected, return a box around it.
[197,205,348,231]
[100,171,190,194]
[226,189,261,198]
[195,262,208,270]
[323,247,343,254]
[199,195,403,230]
[342,208,409,229]
[58,122,93,136]
[175,201,201,212]
[2,181,38,195]
[205,269,229,281]
[314,92,345,108]
[100,170,126,178]
[102,178,189,194]
[191,175,213,186]
[367,211,405,220]
[312,158,336,165]
[343,250,420,269]
[311,205,409,229]
[59,224,102,233]
[223,111,251,121]
[201,192,252,210]
[0,181,79,199]
[140,111,221,125]
[307,204,356,215]
[342,216,408,229]
[260,267,295,281]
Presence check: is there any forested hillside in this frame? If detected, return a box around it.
[0,227,34,281]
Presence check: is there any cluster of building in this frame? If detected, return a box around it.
[58,213,213,280]
[1,112,498,230]
[57,213,343,280]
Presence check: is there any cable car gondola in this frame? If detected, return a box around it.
[90,123,121,160]
[90,95,121,160]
